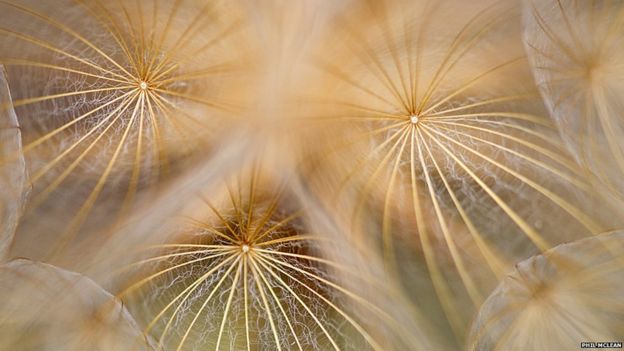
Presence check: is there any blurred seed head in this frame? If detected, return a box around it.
[524,0,624,203]
[469,231,624,351]
[0,258,152,351]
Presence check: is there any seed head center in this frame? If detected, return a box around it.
[139,81,148,90]
[410,115,420,124]
[241,244,250,253]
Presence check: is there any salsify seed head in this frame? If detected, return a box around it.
[0,0,259,263]
[116,169,417,351]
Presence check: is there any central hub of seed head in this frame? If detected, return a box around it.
[241,244,250,253]
[139,81,148,90]
[410,115,420,124]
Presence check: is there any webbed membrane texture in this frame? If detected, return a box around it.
[0,0,623,350]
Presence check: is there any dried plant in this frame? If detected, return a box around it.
[0,258,152,350]
[0,0,623,350]
[469,230,624,351]
[0,0,256,260]
[524,0,624,203]
[297,0,621,343]
[115,167,431,350]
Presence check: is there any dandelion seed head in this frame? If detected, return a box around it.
[524,0,624,199]
[0,0,258,258]
[115,168,418,351]
[299,0,615,345]
[1,1,622,350]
